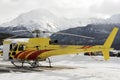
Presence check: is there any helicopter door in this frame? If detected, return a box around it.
[3,43,10,60]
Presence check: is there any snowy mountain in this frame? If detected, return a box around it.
[1,9,80,32]
[51,24,120,49]
[1,8,120,32]
[108,14,120,24]
[86,14,120,24]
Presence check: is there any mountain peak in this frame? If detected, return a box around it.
[1,8,120,32]
[1,8,80,32]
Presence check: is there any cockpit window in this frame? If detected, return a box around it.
[18,44,25,51]
[10,43,18,51]
[10,44,12,51]
[13,44,18,51]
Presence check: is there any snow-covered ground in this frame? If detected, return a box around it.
[0,54,120,80]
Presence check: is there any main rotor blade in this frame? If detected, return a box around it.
[12,30,30,32]
[11,29,94,39]
[5,30,33,40]
[44,31,94,39]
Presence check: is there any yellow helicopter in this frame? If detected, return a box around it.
[2,27,119,67]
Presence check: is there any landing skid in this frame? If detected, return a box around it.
[47,58,52,68]
[11,60,25,68]
[11,58,52,68]
[28,60,40,68]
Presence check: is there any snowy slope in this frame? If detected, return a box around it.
[108,14,120,24]
[0,55,120,80]
[87,14,120,24]
[1,9,80,31]
[1,8,120,32]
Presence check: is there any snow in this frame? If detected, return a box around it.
[110,50,120,54]
[0,54,120,80]
[1,9,80,31]
[1,9,120,33]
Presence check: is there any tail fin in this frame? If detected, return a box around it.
[102,27,119,60]
[103,27,119,48]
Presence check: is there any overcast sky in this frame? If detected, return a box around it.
[0,0,120,24]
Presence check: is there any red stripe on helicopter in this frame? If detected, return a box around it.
[18,50,35,59]
[14,51,23,59]
[80,46,92,49]
[27,49,53,60]
[14,50,34,59]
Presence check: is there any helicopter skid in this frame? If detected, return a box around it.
[10,58,52,68]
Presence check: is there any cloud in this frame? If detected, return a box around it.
[90,0,120,16]
[0,0,40,23]
[0,0,120,24]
